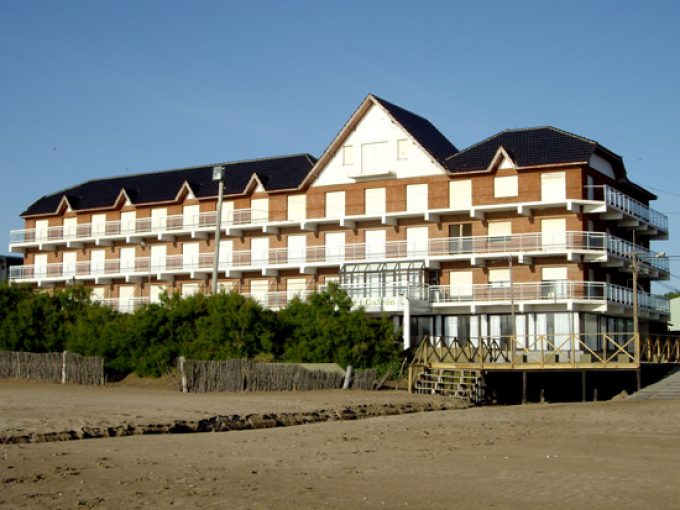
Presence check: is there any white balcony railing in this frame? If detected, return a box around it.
[600,186,668,232]
[99,297,150,313]
[10,184,668,248]
[428,281,669,314]
[8,231,669,282]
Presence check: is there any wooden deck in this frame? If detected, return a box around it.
[408,334,680,396]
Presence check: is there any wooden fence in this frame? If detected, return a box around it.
[178,357,377,393]
[0,351,104,385]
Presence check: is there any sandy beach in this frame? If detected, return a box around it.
[1,380,680,509]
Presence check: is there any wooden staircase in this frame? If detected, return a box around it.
[412,367,483,403]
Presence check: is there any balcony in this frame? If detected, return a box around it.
[583,186,669,238]
[99,297,150,313]
[10,183,669,252]
[428,281,669,317]
[9,231,669,285]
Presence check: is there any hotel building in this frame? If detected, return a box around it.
[8,94,670,353]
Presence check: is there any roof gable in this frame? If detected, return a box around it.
[306,94,458,187]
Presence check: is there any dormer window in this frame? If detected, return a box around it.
[342,145,354,166]
[361,141,387,175]
[397,139,409,160]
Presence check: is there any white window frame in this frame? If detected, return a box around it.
[342,145,354,166]
[287,194,306,221]
[488,268,511,288]
[397,139,409,160]
[365,187,386,216]
[406,183,428,213]
[449,180,472,210]
[325,191,346,218]
[494,175,518,198]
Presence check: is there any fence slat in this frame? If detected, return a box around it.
[178,358,377,393]
[0,351,104,385]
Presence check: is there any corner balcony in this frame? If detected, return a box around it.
[582,185,669,239]
[8,231,669,285]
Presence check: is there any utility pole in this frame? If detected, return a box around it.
[211,166,225,295]
[509,256,516,362]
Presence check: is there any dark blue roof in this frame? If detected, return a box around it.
[372,95,458,162]
[22,153,316,216]
[445,126,615,172]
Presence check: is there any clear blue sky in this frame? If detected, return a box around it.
[2,0,680,291]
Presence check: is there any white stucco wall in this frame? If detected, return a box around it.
[589,153,616,180]
[312,103,445,187]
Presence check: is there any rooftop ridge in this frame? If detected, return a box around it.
[73,152,318,187]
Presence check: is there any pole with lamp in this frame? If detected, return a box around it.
[631,241,666,390]
[211,165,225,295]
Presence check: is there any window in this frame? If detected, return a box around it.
[361,142,387,175]
[62,251,77,278]
[63,217,78,239]
[287,235,307,264]
[542,267,568,281]
[251,237,270,265]
[182,205,199,229]
[487,221,512,250]
[406,183,428,212]
[150,285,166,304]
[541,218,567,250]
[325,191,345,218]
[120,211,135,234]
[325,232,346,262]
[220,201,235,225]
[494,175,518,198]
[286,278,308,300]
[541,266,569,299]
[406,226,429,257]
[181,284,199,297]
[35,220,49,242]
[342,145,354,166]
[151,208,167,231]
[250,198,269,223]
[365,187,386,215]
[219,239,233,268]
[397,139,409,160]
[365,230,387,260]
[488,221,512,239]
[449,271,473,298]
[449,223,472,254]
[150,245,167,271]
[449,180,472,210]
[541,171,566,202]
[488,268,511,288]
[182,242,200,270]
[287,194,306,221]
[91,213,107,236]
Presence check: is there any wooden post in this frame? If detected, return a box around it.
[635,368,641,392]
[408,366,413,393]
[593,388,598,402]
[522,371,528,404]
[178,356,188,393]
[342,365,353,390]
[581,370,586,402]
[61,350,67,385]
